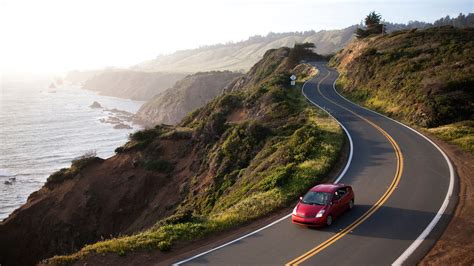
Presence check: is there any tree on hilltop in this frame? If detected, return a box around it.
[356,11,385,39]
[288,42,318,66]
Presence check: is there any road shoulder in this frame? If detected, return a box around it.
[419,131,474,265]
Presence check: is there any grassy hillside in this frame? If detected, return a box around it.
[331,26,473,153]
[135,71,243,126]
[0,47,345,266]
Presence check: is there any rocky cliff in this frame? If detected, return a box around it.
[135,71,242,126]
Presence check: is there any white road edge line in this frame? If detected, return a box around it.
[326,66,455,266]
[172,214,292,265]
[172,66,355,265]
[301,69,353,184]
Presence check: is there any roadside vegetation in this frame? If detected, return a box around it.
[46,151,103,187]
[426,121,474,153]
[46,46,344,264]
[331,23,473,154]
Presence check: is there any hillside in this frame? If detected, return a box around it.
[0,47,344,266]
[331,26,474,153]
[133,26,357,73]
[135,71,243,126]
[82,70,188,100]
[65,70,103,85]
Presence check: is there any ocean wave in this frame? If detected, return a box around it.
[0,84,143,219]
[0,169,11,177]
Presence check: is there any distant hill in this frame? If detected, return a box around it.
[81,70,187,101]
[133,26,358,73]
[65,70,103,85]
[135,71,243,126]
[133,13,473,74]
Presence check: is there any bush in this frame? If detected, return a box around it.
[46,168,74,185]
[128,125,174,149]
[143,159,174,173]
[129,127,160,142]
[71,150,99,169]
[46,151,102,186]
[269,72,291,87]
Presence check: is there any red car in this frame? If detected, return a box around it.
[292,184,354,227]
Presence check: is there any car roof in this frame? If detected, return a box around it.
[310,184,347,193]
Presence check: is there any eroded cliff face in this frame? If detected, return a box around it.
[135,71,243,126]
[0,136,195,266]
[82,71,187,101]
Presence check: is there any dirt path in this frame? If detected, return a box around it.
[419,132,474,265]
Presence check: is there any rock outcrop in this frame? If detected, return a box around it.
[135,71,242,126]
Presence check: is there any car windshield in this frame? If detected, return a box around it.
[301,191,331,205]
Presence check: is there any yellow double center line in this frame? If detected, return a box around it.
[286,70,404,266]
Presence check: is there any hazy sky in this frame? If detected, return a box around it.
[1,0,472,73]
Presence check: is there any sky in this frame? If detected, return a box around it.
[1,0,472,74]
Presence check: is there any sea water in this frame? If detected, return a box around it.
[0,79,144,220]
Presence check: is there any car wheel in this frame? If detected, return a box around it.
[349,199,354,210]
[326,215,333,226]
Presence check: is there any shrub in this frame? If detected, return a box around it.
[114,146,125,153]
[46,151,102,186]
[269,72,291,87]
[129,125,174,149]
[143,159,174,173]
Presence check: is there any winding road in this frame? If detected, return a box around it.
[172,63,456,265]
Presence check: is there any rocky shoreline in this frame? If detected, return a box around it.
[90,101,139,130]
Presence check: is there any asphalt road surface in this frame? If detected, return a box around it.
[173,63,456,266]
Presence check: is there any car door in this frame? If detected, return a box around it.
[339,187,350,211]
[331,191,343,217]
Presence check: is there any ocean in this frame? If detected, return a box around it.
[0,80,144,220]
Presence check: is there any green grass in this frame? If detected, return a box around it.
[427,120,474,154]
[143,159,175,173]
[45,57,343,264]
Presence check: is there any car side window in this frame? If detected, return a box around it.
[337,188,346,197]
